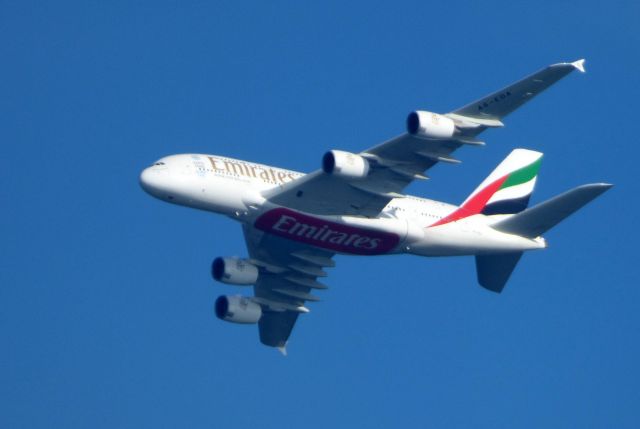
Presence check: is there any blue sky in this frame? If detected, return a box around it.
[1,1,638,427]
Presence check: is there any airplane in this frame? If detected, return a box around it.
[140,59,611,353]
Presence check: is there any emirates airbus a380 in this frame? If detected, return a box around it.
[140,59,610,353]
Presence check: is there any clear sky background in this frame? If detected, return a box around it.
[1,1,639,427]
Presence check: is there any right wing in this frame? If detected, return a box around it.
[242,224,335,351]
[264,60,586,218]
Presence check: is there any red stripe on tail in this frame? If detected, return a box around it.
[430,175,508,227]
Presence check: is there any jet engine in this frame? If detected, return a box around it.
[215,295,262,324]
[322,150,370,179]
[406,110,456,139]
[211,257,258,285]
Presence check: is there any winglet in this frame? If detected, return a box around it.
[277,344,288,356]
[571,58,586,73]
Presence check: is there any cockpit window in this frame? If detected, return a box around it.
[153,162,166,166]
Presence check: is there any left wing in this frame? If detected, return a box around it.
[264,60,585,217]
[242,224,334,351]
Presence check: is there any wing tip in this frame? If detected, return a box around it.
[583,182,614,195]
[277,344,288,356]
[550,58,586,73]
[571,58,586,73]
[577,182,613,191]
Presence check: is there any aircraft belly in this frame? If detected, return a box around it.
[409,219,544,256]
[192,176,252,214]
[253,207,407,255]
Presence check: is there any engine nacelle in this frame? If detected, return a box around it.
[215,295,262,324]
[211,257,258,285]
[406,110,456,139]
[322,150,370,179]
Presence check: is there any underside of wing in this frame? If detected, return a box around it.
[262,170,390,217]
[242,224,335,349]
[263,60,585,218]
[451,59,585,122]
[262,134,469,217]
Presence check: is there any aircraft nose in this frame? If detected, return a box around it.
[139,165,169,197]
[139,167,156,195]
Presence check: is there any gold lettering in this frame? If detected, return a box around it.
[224,161,245,176]
[277,171,288,183]
[259,169,271,182]
[268,168,278,182]
[208,157,223,170]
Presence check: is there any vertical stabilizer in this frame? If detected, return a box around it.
[432,149,543,226]
[465,148,543,215]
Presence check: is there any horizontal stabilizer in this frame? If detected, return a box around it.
[492,183,612,238]
[476,252,524,293]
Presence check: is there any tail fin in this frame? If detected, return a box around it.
[465,148,543,215]
[492,183,613,238]
[432,149,543,226]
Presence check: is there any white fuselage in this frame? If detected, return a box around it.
[140,154,545,256]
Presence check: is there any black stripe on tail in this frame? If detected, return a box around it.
[481,195,531,215]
